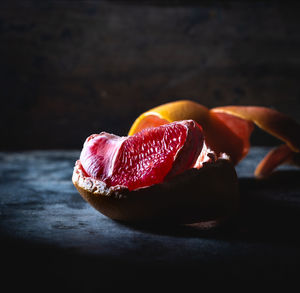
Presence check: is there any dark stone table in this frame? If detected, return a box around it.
[1,147,300,290]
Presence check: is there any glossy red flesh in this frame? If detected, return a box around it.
[80,120,203,191]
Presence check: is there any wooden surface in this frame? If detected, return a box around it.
[1,147,300,290]
[1,1,300,150]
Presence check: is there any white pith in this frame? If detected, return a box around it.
[194,142,230,168]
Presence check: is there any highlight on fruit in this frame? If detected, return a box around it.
[73,119,239,223]
[72,100,300,224]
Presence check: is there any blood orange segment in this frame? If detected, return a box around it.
[80,120,204,191]
[128,100,255,164]
[79,133,126,180]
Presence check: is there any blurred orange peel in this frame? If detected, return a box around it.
[128,100,300,178]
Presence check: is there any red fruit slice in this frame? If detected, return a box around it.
[80,120,204,191]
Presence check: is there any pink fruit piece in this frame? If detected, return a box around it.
[80,120,204,191]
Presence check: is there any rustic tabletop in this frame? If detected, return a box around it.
[1,147,299,290]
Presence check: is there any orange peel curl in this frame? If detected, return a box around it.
[129,100,300,178]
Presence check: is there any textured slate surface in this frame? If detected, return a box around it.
[0,147,300,290]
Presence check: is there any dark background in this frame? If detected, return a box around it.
[1,0,300,150]
[1,2,300,290]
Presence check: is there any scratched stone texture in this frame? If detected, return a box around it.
[0,148,300,290]
[1,1,300,149]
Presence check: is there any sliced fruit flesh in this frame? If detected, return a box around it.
[128,104,254,165]
[80,120,204,191]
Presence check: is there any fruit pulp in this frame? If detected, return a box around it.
[80,120,204,191]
